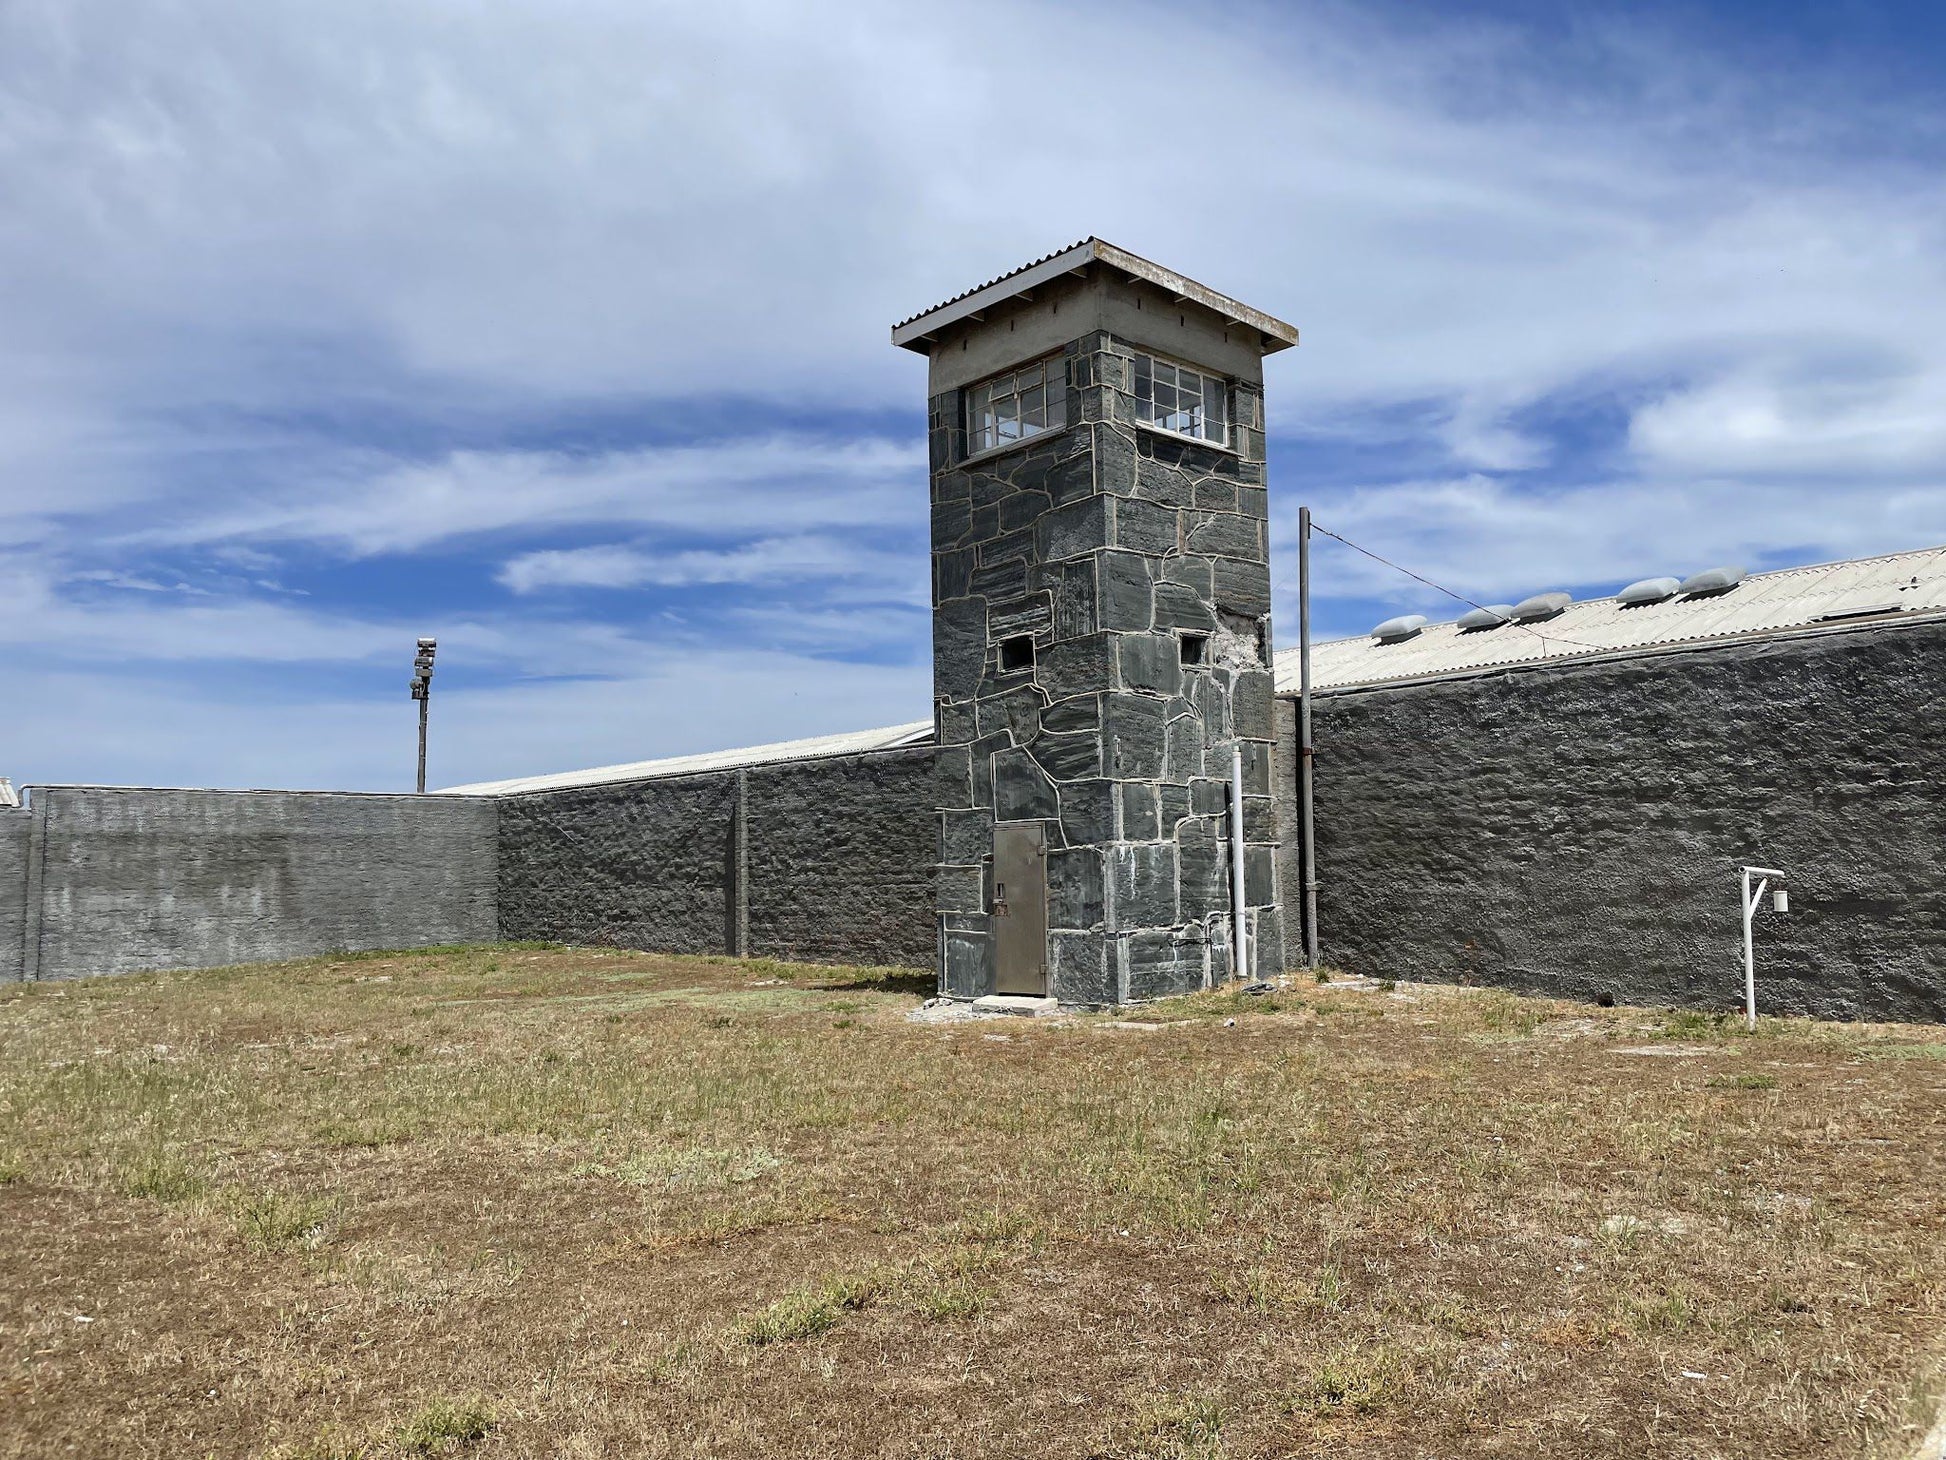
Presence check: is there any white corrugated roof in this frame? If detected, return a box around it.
[1275,545,1946,694]
[441,721,935,797]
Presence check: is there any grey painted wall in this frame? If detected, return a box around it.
[496,747,935,969]
[1282,620,1946,1022]
[0,810,27,982]
[11,787,498,981]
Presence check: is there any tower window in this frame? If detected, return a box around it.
[998,635,1035,674]
[1134,352,1228,444]
[966,356,1068,456]
[1179,633,1208,666]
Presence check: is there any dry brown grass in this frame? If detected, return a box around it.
[2,945,1944,1458]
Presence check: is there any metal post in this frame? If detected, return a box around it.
[1740,864,1787,1032]
[410,637,437,794]
[1229,741,1249,982]
[1297,506,1319,969]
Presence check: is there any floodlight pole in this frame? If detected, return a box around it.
[1740,864,1788,1033]
[410,638,437,794]
[1297,505,1319,969]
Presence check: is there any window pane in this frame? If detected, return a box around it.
[997,394,1019,440]
[1022,384,1045,431]
[1133,353,1151,396]
[1154,378,1178,417]
[1204,376,1227,438]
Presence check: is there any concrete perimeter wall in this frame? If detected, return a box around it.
[1280,619,1946,1023]
[7,787,498,981]
[496,746,935,969]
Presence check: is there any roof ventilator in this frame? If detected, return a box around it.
[1371,613,1428,643]
[1617,576,1681,606]
[1679,565,1745,596]
[1510,591,1571,622]
[1456,604,1516,631]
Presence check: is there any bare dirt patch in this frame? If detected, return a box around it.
[1,946,1943,1457]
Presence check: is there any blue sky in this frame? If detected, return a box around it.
[3,0,1943,791]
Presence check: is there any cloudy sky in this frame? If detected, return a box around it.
[4,0,1944,791]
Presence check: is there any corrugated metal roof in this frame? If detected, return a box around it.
[441,721,935,797]
[891,238,1299,354]
[1275,544,1946,695]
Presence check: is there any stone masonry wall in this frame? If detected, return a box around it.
[495,747,936,969]
[14,787,498,981]
[929,330,1282,1006]
[1278,620,1946,1022]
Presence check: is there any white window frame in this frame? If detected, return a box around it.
[1133,350,1230,447]
[965,355,1068,459]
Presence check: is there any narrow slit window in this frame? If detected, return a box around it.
[1133,351,1229,445]
[998,635,1035,674]
[966,356,1068,456]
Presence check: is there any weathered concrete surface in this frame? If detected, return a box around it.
[18,788,498,980]
[746,749,935,967]
[0,809,27,981]
[496,772,738,955]
[1282,621,1946,1022]
[495,747,936,968]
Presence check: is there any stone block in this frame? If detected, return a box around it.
[1236,486,1268,520]
[1098,551,1157,632]
[1118,782,1161,842]
[1034,731,1101,781]
[987,593,1052,645]
[1134,457,1195,508]
[1244,846,1277,908]
[982,526,1036,565]
[1113,498,1179,556]
[1055,558,1098,640]
[1163,554,1214,597]
[1038,496,1110,562]
[1213,558,1271,617]
[936,699,977,748]
[1153,581,1217,633]
[940,809,989,866]
[1233,670,1276,739]
[992,747,1059,822]
[932,497,972,548]
[1050,929,1114,1007]
[943,928,992,998]
[1047,848,1105,930]
[1041,694,1102,738]
[1189,777,1225,817]
[1057,779,1116,846]
[1115,633,1182,698]
[1001,489,1053,534]
[938,863,986,915]
[977,686,1042,745]
[1041,635,1114,698]
[1124,931,1205,1002]
[1194,480,1238,511]
[933,598,986,700]
[1186,511,1263,561]
[1092,421,1138,493]
[1045,450,1096,507]
[969,731,1011,809]
[934,548,975,602]
[1109,841,1179,927]
[1163,713,1206,783]
[968,555,1028,602]
[1159,782,1191,832]
[935,745,973,809]
[1243,794,1278,843]
[1104,695,1167,780]
[1177,817,1227,920]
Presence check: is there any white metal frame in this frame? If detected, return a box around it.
[1739,864,1789,1032]
[1133,349,1229,446]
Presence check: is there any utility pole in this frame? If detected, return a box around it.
[410,637,437,793]
[1297,506,1320,968]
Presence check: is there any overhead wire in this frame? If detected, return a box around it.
[1298,519,1621,655]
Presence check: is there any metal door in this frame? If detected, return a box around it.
[991,822,1048,996]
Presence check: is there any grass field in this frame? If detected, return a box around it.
[2,945,1944,1459]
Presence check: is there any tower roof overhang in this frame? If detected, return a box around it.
[890,238,1299,356]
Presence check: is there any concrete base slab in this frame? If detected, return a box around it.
[971,994,1061,1018]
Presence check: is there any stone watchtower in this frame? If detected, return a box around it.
[892,239,1298,1005]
